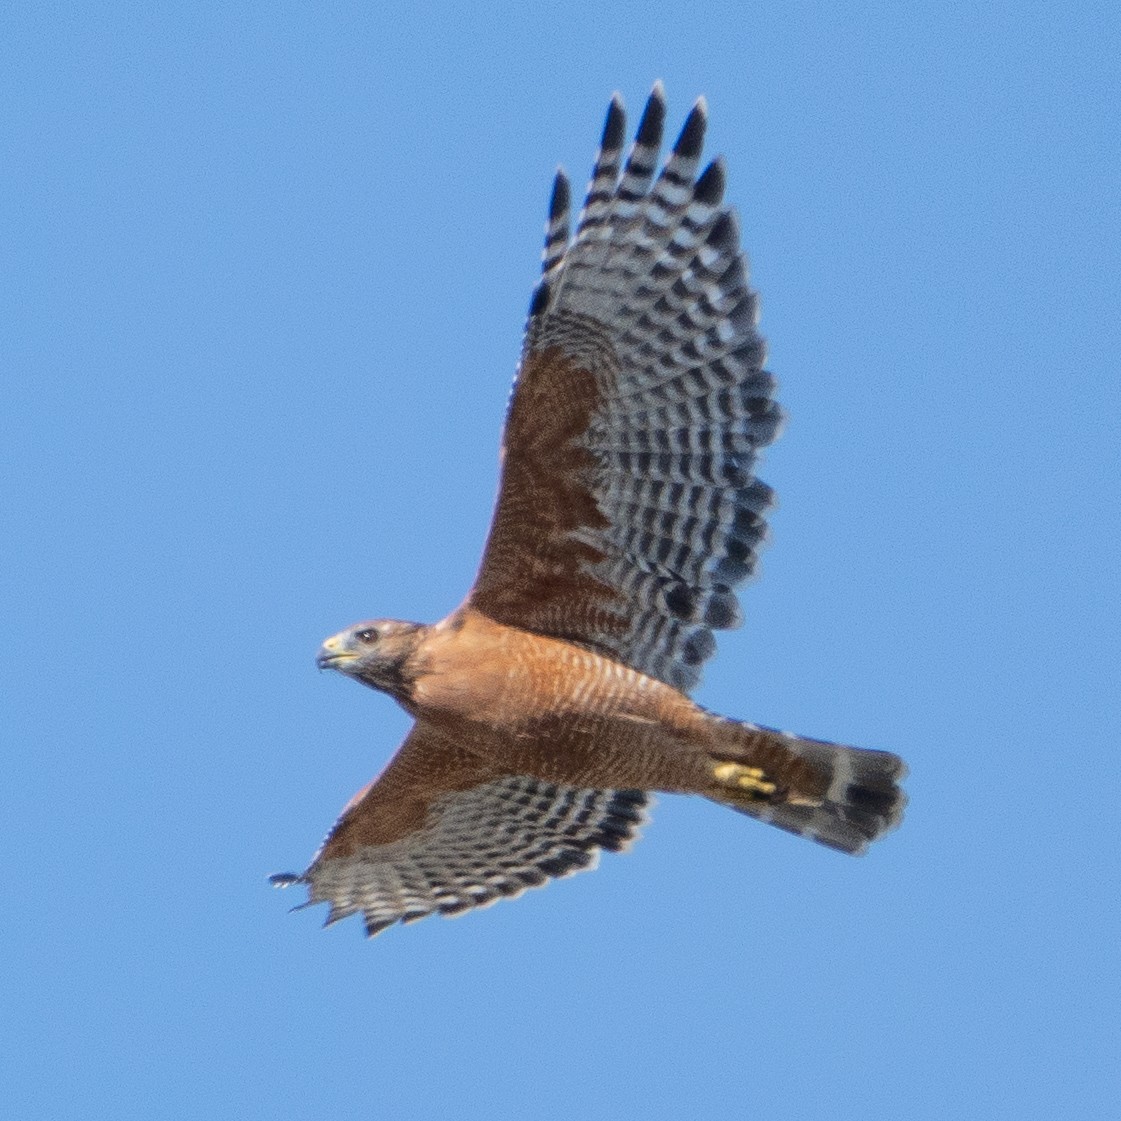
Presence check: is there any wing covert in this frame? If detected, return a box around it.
[271,721,648,937]
[469,83,782,690]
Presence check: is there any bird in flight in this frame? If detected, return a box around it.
[272,83,906,939]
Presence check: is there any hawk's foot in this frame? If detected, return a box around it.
[712,761,777,799]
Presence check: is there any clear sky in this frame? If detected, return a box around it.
[3,3,1118,1119]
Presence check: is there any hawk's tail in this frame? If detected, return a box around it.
[705,720,906,854]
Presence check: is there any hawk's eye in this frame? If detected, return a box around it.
[354,628,378,645]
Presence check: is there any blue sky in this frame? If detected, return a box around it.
[3,3,1118,1118]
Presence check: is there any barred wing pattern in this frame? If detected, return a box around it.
[470,83,783,690]
[273,721,648,938]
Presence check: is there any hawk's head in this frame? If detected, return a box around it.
[317,619,426,707]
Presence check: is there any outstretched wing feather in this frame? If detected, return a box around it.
[273,722,648,937]
[470,84,781,690]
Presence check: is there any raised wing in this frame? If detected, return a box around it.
[469,84,782,691]
[271,721,648,937]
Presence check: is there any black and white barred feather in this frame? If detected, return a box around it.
[290,780,647,937]
[526,83,782,691]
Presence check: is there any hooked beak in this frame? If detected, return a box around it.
[316,632,358,671]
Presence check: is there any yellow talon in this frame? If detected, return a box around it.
[712,762,777,797]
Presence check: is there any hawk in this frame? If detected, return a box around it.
[272,84,906,938]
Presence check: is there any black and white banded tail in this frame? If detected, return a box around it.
[708,720,907,855]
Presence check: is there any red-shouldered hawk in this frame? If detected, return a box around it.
[272,84,906,939]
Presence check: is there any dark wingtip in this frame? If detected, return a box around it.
[694,157,726,206]
[528,279,551,318]
[323,906,346,928]
[269,872,302,888]
[635,83,667,147]
[707,209,741,252]
[674,97,707,159]
[601,94,626,151]
[549,169,570,220]
[681,627,717,666]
